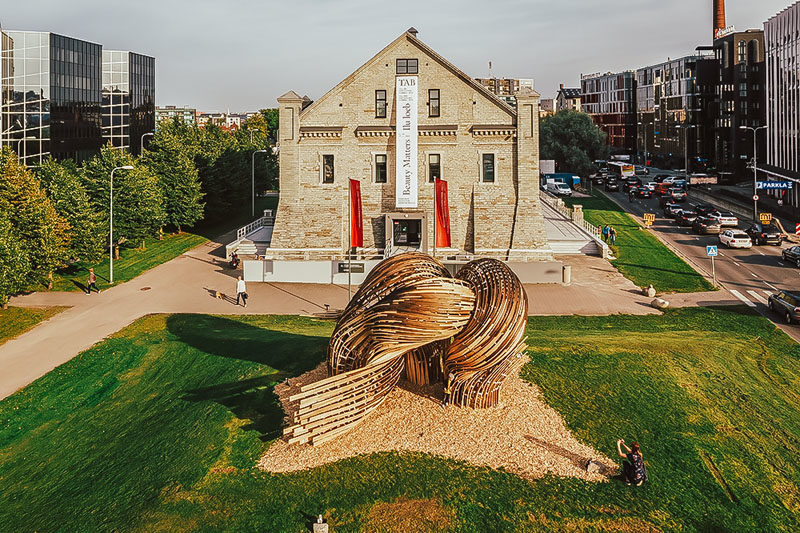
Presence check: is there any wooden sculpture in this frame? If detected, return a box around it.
[284,252,528,446]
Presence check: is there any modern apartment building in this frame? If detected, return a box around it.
[1,31,103,165]
[635,51,717,171]
[475,77,533,107]
[155,105,196,127]
[101,50,155,155]
[580,71,636,155]
[712,30,766,181]
[765,1,800,208]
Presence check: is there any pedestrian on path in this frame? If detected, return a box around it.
[87,268,99,295]
[609,226,617,246]
[602,225,610,242]
[235,276,248,307]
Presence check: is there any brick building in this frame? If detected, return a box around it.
[270,28,550,262]
[555,84,581,111]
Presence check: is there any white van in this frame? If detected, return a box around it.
[545,181,572,197]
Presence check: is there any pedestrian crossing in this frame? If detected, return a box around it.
[730,289,774,307]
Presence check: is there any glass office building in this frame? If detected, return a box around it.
[102,50,155,155]
[0,31,103,165]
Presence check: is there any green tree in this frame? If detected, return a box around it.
[143,147,205,232]
[82,145,165,252]
[0,216,29,308]
[260,108,279,141]
[0,148,71,290]
[540,110,608,177]
[36,158,105,263]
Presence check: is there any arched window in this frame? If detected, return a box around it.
[747,40,759,64]
[737,40,746,63]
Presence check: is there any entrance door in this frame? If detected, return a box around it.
[384,213,427,257]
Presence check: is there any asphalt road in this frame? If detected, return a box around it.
[597,175,800,341]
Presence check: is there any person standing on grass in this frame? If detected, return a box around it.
[617,439,647,486]
[87,268,99,295]
[609,226,617,246]
[602,225,610,242]
[235,275,248,307]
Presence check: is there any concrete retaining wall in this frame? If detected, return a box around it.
[243,258,564,285]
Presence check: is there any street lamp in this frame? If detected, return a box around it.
[140,132,154,154]
[109,165,135,284]
[740,125,768,221]
[251,150,268,218]
[677,124,696,177]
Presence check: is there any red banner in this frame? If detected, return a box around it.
[349,179,363,248]
[435,178,451,248]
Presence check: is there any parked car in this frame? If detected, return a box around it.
[605,178,620,191]
[782,245,800,267]
[636,186,653,199]
[709,211,738,227]
[545,181,572,196]
[663,203,684,217]
[694,204,716,217]
[693,216,722,235]
[745,223,782,246]
[675,209,699,226]
[668,188,688,202]
[768,290,800,324]
[719,229,752,248]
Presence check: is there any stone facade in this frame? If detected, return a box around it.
[271,29,551,261]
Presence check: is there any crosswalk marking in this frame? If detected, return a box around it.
[747,290,768,305]
[763,290,774,299]
[730,289,757,307]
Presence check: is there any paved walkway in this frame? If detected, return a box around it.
[1,233,738,401]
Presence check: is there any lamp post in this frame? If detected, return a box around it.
[140,132,154,154]
[740,125,768,221]
[251,149,268,218]
[677,124,696,177]
[109,165,134,284]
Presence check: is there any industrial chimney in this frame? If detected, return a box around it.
[713,0,726,39]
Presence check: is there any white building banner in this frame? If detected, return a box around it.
[395,76,418,208]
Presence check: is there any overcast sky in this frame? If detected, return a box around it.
[2,0,792,111]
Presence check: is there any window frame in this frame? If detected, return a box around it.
[321,153,335,184]
[396,58,418,74]
[373,152,388,184]
[428,153,441,183]
[428,89,440,117]
[375,89,387,119]
[480,152,496,183]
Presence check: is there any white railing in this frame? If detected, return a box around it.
[540,192,609,258]
[235,212,275,241]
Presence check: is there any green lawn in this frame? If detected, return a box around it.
[1,309,798,531]
[564,191,714,293]
[48,196,279,293]
[0,306,65,346]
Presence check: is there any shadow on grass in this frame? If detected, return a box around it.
[167,314,328,440]
[613,262,701,277]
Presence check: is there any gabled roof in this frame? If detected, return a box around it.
[298,29,518,119]
[559,88,581,99]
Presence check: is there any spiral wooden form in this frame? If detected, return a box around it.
[285,252,528,446]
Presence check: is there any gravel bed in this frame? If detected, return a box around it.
[259,357,616,481]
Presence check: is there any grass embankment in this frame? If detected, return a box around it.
[1,309,798,531]
[564,191,713,293]
[49,196,278,292]
[0,306,65,346]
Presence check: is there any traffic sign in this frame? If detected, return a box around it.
[760,213,772,224]
[753,195,759,201]
[756,180,794,190]
[643,213,655,227]
[706,245,718,257]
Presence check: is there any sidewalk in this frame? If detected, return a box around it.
[1,234,739,401]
